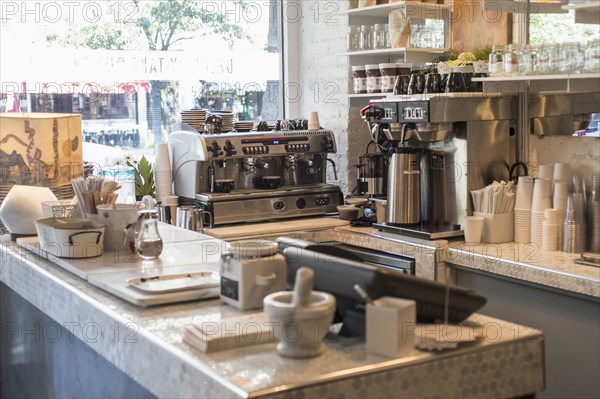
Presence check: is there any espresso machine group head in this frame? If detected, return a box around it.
[167,129,343,226]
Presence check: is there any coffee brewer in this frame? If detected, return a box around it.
[167,129,343,227]
[362,94,517,239]
[355,152,386,197]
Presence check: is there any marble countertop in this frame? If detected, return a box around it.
[1,229,544,399]
[316,225,599,299]
[219,222,599,298]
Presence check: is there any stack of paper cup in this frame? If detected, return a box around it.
[530,178,552,247]
[552,163,571,194]
[514,176,534,243]
[542,208,560,251]
[308,112,320,131]
[154,143,173,200]
[537,164,554,180]
[552,180,569,244]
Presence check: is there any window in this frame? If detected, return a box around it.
[1,0,283,164]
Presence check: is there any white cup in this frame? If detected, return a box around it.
[553,163,571,186]
[537,164,554,180]
[366,297,416,357]
[97,204,143,251]
[515,176,535,211]
[531,178,552,213]
[308,111,320,130]
[464,216,484,244]
[154,143,172,172]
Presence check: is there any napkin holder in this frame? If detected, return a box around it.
[473,212,514,244]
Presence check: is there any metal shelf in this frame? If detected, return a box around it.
[472,73,600,93]
[343,1,452,19]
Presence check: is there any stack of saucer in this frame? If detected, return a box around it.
[542,208,560,251]
[514,176,534,244]
[181,109,207,132]
[210,111,235,132]
[154,143,173,200]
[530,178,552,247]
[234,121,254,132]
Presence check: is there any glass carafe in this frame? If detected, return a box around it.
[135,209,163,260]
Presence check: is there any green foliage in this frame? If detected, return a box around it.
[126,156,156,198]
[472,46,492,61]
[530,12,599,45]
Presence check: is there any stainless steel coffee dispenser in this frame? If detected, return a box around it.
[363,94,517,239]
[386,148,420,224]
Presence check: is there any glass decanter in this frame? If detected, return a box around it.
[135,209,163,260]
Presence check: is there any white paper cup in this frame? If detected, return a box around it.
[154,143,172,171]
[531,178,552,213]
[537,164,554,180]
[553,163,571,186]
[308,111,320,130]
[515,176,535,210]
[464,216,484,244]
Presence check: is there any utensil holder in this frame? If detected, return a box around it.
[473,212,514,244]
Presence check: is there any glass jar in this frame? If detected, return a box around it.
[360,25,374,51]
[517,44,536,76]
[559,42,584,74]
[347,25,361,52]
[352,65,367,94]
[503,44,520,76]
[365,64,382,93]
[135,209,163,260]
[488,44,504,76]
[535,43,559,75]
[584,38,600,73]
[379,63,397,93]
[373,23,389,49]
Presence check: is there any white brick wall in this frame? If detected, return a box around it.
[295,0,374,195]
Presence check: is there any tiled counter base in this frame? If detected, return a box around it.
[1,240,544,399]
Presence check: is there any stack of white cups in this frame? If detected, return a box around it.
[537,164,554,181]
[542,208,560,251]
[154,143,173,200]
[530,178,552,247]
[553,180,569,245]
[514,176,534,243]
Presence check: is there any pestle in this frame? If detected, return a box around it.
[292,267,314,307]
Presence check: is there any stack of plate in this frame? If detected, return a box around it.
[234,121,254,132]
[181,109,207,132]
[210,111,235,132]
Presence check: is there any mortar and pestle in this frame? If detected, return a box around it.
[263,267,336,358]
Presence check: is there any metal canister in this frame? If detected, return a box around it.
[386,148,421,225]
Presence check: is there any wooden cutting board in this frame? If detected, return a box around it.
[207,217,350,239]
[451,0,512,53]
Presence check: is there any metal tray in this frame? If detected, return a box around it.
[127,271,219,294]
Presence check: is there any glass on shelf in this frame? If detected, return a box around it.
[503,44,520,76]
[517,44,537,76]
[360,25,374,51]
[373,23,389,49]
[488,44,504,76]
[347,25,361,52]
[534,43,559,75]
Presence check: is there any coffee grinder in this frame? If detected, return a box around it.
[355,152,387,197]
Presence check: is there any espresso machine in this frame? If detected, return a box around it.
[362,94,517,239]
[167,130,343,226]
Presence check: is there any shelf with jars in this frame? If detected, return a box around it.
[473,40,600,94]
[344,1,452,101]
